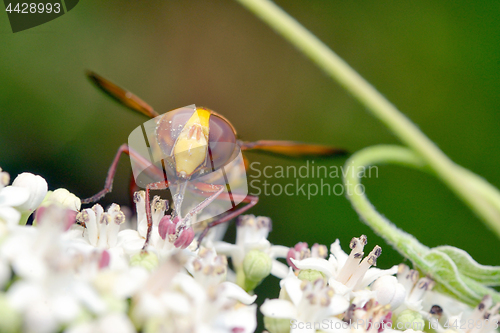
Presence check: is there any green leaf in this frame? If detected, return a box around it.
[435,246,500,286]
[459,275,500,304]
[423,249,481,306]
[339,145,500,307]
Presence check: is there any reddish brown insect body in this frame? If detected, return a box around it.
[83,71,346,249]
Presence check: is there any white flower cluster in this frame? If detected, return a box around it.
[0,168,498,333]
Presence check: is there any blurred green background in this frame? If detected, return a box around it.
[1,0,499,306]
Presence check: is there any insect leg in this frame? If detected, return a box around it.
[183,184,225,222]
[143,180,170,250]
[142,181,222,250]
[197,194,259,245]
[239,140,346,157]
[82,144,163,204]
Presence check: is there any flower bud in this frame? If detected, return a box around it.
[297,269,327,283]
[12,172,47,212]
[130,252,159,271]
[242,250,272,291]
[48,188,81,211]
[286,242,309,270]
[394,309,425,331]
[33,189,81,226]
[371,275,406,309]
[0,169,9,189]
[263,316,291,333]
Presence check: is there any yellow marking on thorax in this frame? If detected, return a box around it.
[173,108,211,177]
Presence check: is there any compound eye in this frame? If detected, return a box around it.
[156,106,195,155]
[207,115,238,171]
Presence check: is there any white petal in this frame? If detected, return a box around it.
[421,290,470,317]
[107,247,129,270]
[134,292,164,319]
[351,289,375,308]
[12,173,48,211]
[97,216,108,248]
[261,298,297,318]
[329,294,350,315]
[97,313,135,333]
[271,260,289,279]
[0,186,29,208]
[328,278,351,296]
[0,206,21,226]
[328,254,341,275]
[318,317,352,333]
[330,239,348,267]
[174,273,206,304]
[107,216,122,247]
[84,209,98,246]
[406,299,424,312]
[49,188,81,211]
[117,229,142,243]
[7,281,43,311]
[117,230,145,256]
[269,244,290,258]
[12,252,47,280]
[52,294,80,323]
[281,272,303,306]
[161,291,191,314]
[212,241,239,255]
[62,227,87,243]
[392,283,406,309]
[0,228,34,261]
[243,239,271,253]
[372,275,397,304]
[357,265,398,289]
[24,300,59,333]
[219,281,257,305]
[112,267,149,299]
[371,275,406,309]
[214,241,245,266]
[73,282,106,314]
[291,257,335,278]
[215,304,257,333]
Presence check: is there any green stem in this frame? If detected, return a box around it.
[235,0,500,237]
[344,146,500,305]
[343,146,429,262]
